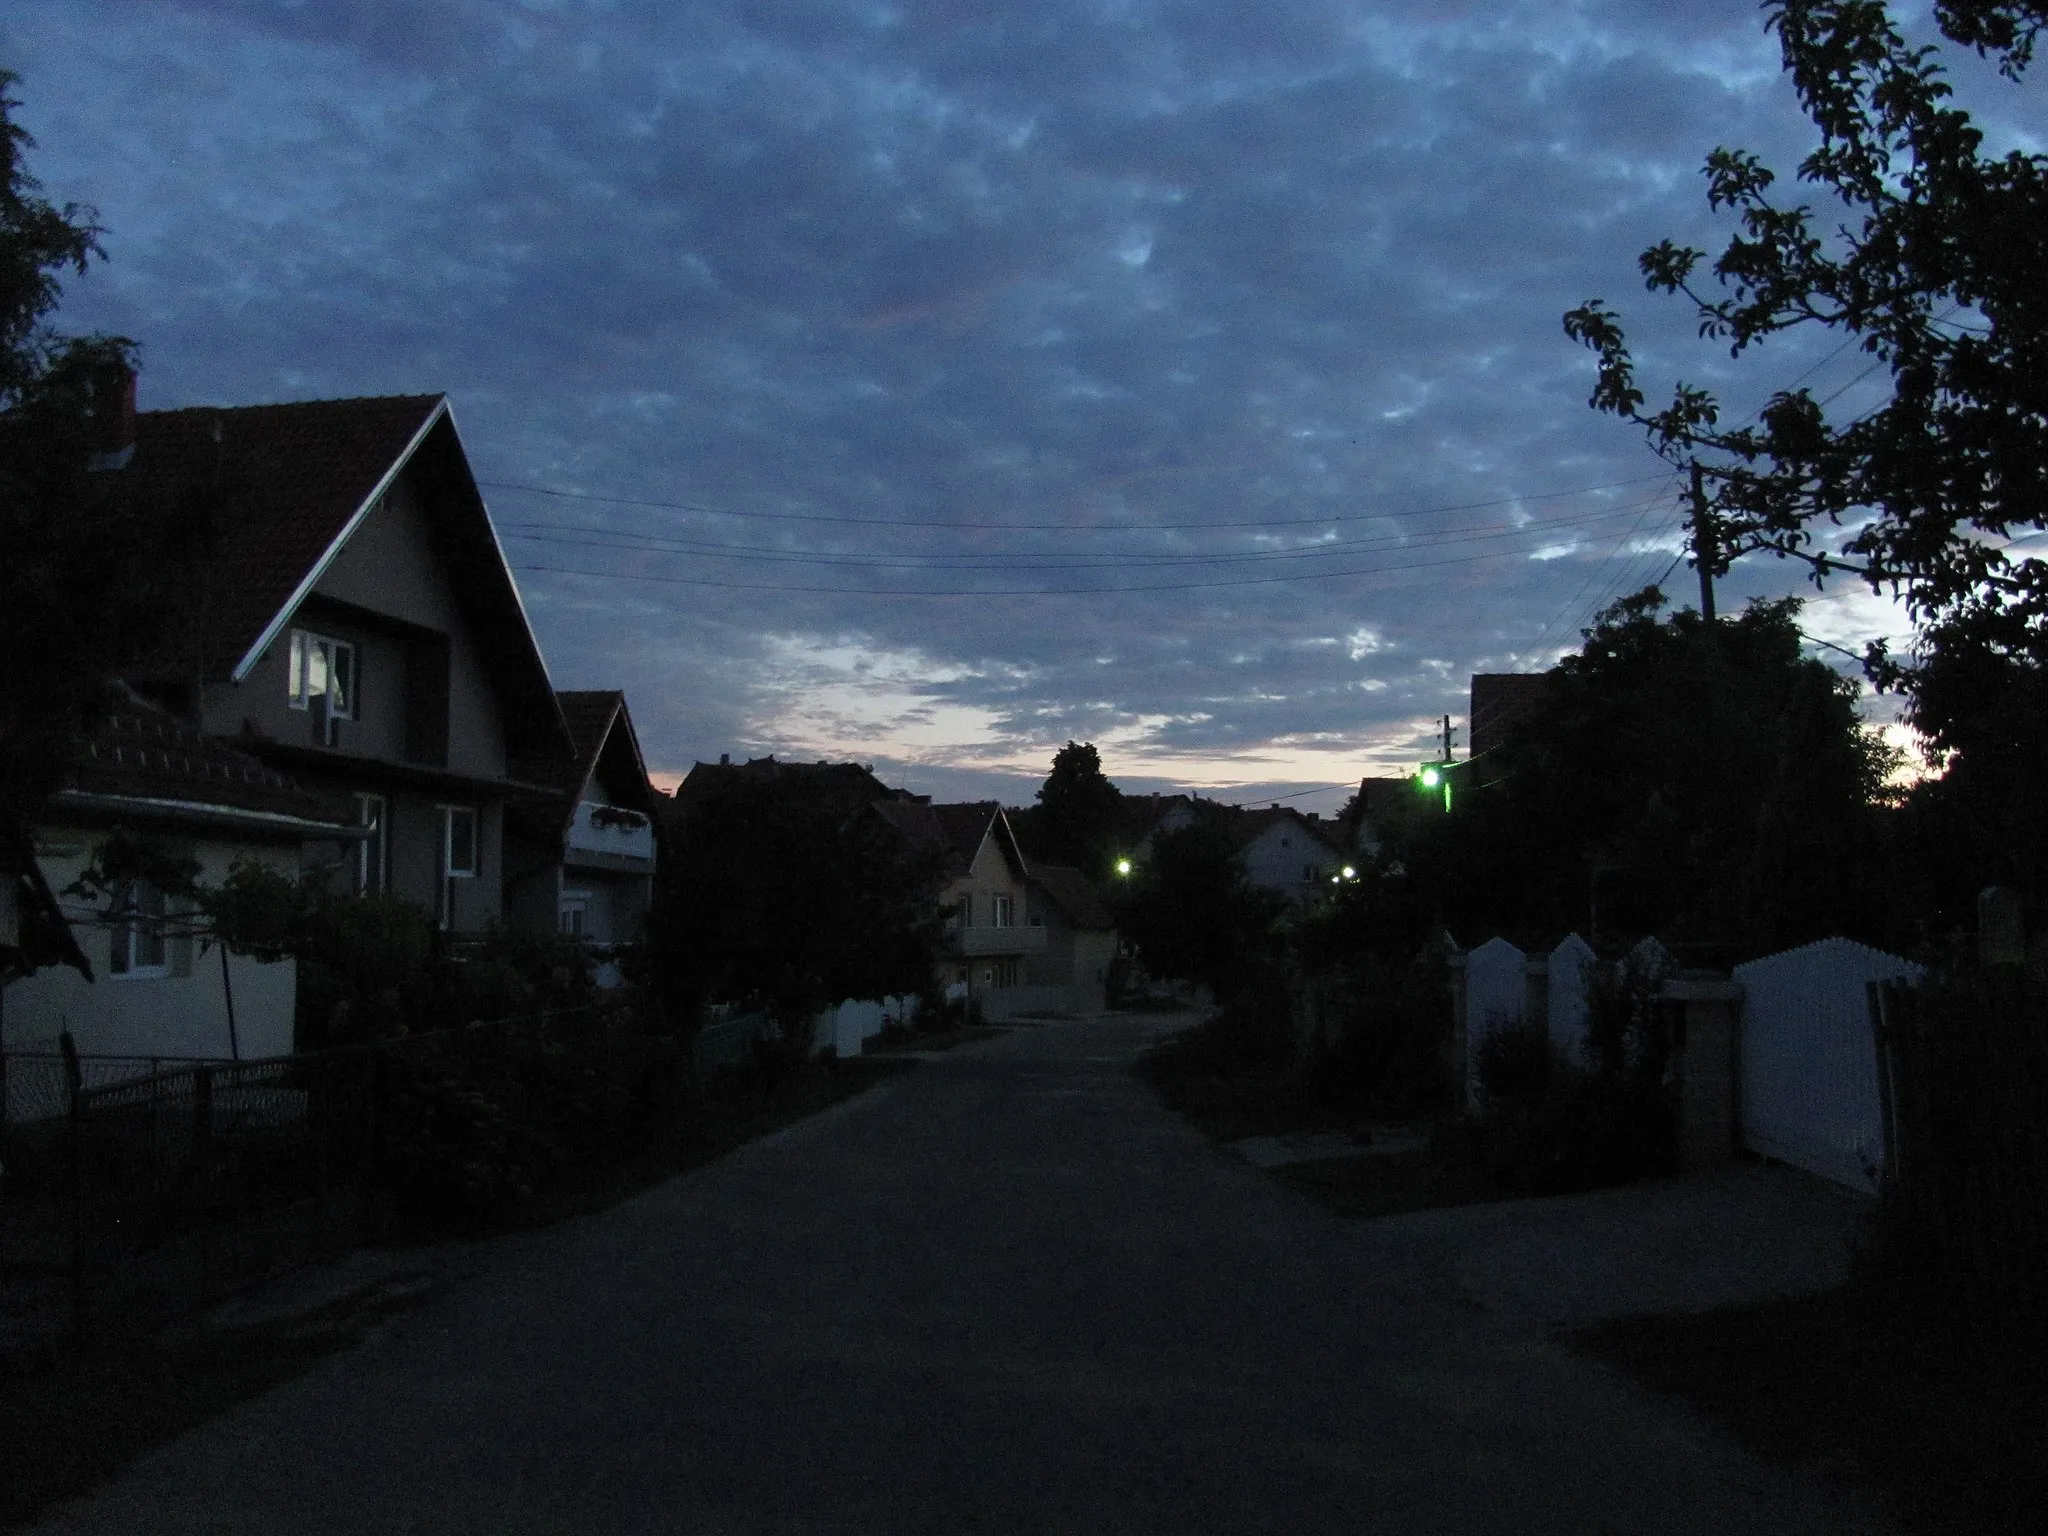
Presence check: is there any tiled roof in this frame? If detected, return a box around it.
[64,688,353,827]
[557,690,622,765]
[671,757,893,823]
[112,395,444,678]
[1029,863,1115,930]
[1227,806,1344,856]
[871,799,1013,879]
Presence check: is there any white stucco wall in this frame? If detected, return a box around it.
[3,828,301,1073]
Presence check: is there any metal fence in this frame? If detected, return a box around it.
[1,998,686,1344]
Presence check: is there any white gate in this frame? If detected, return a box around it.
[1732,937,1923,1193]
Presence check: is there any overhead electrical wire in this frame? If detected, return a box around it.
[498,498,1665,574]
[478,471,1676,535]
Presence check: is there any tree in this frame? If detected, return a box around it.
[1118,802,1282,998]
[1400,587,1899,957]
[1023,740,1125,879]
[1563,2,2048,753]
[654,773,945,1053]
[0,70,179,829]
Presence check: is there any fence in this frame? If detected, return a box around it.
[1,997,681,1344]
[1733,938,1922,1193]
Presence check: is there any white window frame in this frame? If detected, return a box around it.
[559,888,590,937]
[991,894,1014,929]
[354,793,387,896]
[956,892,972,928]
[287,628,357,720]
[108,880,169,979]
[437,804,478,930]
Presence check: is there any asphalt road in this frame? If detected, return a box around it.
[29,1014,1892,1534]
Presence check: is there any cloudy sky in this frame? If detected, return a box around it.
[9,1,2037,808]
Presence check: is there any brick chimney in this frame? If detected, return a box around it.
[86,362,137,472]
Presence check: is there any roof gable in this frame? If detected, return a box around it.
[554,690,657,817]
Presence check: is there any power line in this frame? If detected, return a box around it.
[498,499,1665,574]
[477,471,1676,535]
[514,520,1663,598]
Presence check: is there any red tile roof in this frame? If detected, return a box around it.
[63,687,353,828]
[113,395,444,679]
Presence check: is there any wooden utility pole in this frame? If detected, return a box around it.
[1688,460,1717,621]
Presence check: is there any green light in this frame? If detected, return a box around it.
[1419,765,1441,789]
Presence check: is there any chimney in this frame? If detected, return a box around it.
[719,752,730,766]
[86,362,137,472]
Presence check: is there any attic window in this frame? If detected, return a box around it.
[287,629,356,720]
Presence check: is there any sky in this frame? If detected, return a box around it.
[8,1,2038,810]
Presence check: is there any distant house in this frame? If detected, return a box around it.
[505,690,659,972]
[4,686,358,1083]
[101,387,579,936]
[873,799,1045,1015]
[1226,806,1347,903]
[1024,863,1118,1013]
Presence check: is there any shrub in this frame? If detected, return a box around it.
[1295,953,1452,1119]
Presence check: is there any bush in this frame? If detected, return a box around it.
[1294,954,1452,1119]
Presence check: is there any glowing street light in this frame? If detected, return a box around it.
[1115,858,1133,877]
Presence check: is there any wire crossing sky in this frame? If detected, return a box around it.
[10,1,2012,805]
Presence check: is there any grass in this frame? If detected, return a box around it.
[1568,1281,2048,1536]
[0,1054,916,1530]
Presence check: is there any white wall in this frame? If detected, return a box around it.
[4,829,301,1074]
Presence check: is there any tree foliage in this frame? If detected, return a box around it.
[1118,801,1283,997]
[1016,740,1125,880]
[654,776,945,1039]
[1563,2,2048,747]
[1396,588,1899,958]
[0,70,187,827]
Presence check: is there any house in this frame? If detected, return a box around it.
[3,686,359,1095]
[102,385,578,937]
[1023,863,1119,1013]
[505,690,659,970]
[1226,806,1348,903]
[872,799,1045,1016]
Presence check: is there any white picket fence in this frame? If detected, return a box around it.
[1453,931,1921,1194]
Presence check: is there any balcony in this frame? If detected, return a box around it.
[950,923,1048,957]
[564,799,656,871]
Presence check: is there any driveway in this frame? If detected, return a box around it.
[29,1014,1891,1534]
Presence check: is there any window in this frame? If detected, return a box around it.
[108,881,168,978]
[991,894,1014,929]
[956,892,972,928]
[437,804,478,930]
[559,890,589,937]
[287,629,357,719]
[1303,864,1321,883]
[353,794,387,895]
[992,957,1019,988]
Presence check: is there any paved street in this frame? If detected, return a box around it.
[29,1015,1890,1534]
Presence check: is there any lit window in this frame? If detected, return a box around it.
[108,881,168,978]
[287,628,356,719]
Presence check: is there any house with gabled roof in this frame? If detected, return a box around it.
[504,690,659,965]
[4,686,359,1090]
[871,798,1047,1014]
[1023,862,1119,1013]
[102,385,577,936]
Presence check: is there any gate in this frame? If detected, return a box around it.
[1732,937,1923,1192]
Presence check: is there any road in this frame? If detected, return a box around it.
[29,1014,1890,1534]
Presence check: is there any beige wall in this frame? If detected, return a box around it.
[202,472,507,782]
[6,828,300,1067]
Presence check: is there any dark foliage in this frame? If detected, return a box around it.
[652,770,945,1047]
[1013,740,1125,882]
[1117,800,1284,999]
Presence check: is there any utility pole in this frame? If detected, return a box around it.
[1688,460,1717,622]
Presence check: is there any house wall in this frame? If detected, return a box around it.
[1242,820,1336,902]
[943,832,1036,999]
[5,829,301,1079]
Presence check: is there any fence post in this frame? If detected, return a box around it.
[1661,972,1743,1171]
[60,1030,85,1346]
[193,1065,214,1303]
